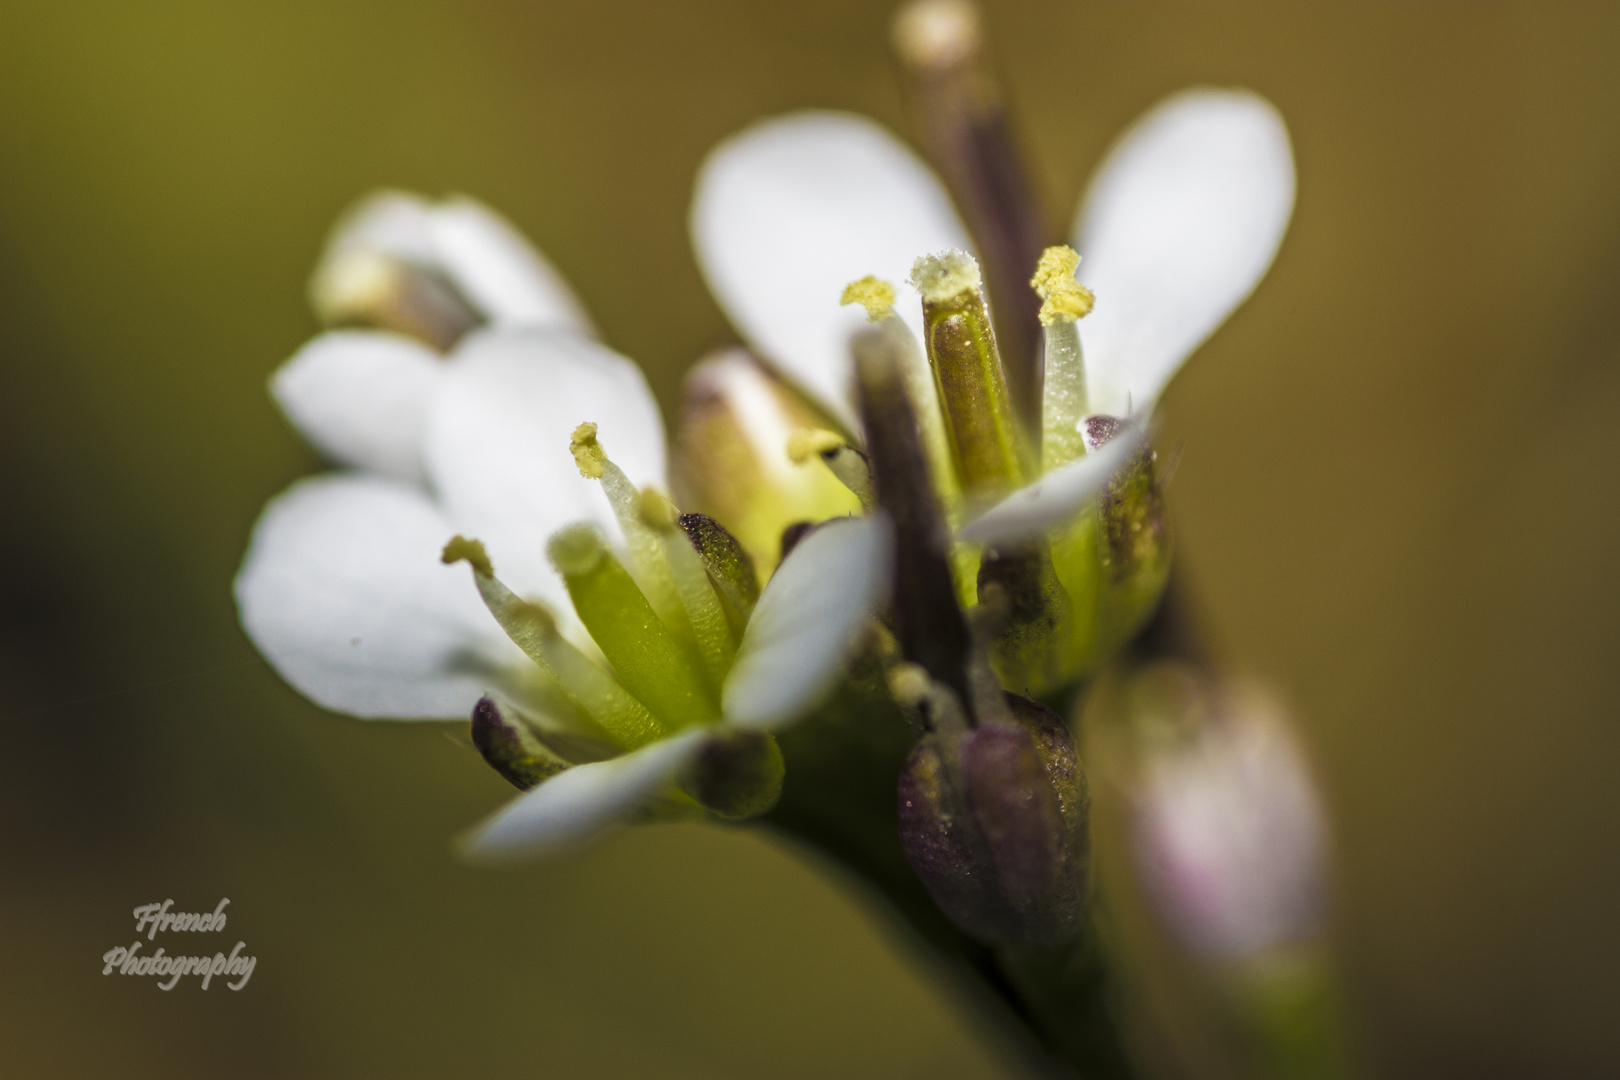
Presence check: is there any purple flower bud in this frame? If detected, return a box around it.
[898,694,1090,945]
[1129,693,1326,960]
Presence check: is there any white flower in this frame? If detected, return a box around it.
[237,193,889,851]
[690,89,1296,541]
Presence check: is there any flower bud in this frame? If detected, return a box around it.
[898,693,1089,945]
[681,728,784,820]
[1121,665,1327,960]
[309,192,483,350]
[669,348,861,574]
[1041,416,1171,684]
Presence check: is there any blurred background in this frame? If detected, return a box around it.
[2,1,1618,1076]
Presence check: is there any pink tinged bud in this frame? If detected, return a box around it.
[1129,708,1327,960]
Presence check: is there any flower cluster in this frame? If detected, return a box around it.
[234,9,1331,1063]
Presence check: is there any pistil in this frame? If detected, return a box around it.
[910,250,1031,499]
[893,0,1050,433]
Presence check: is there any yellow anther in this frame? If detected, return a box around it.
[636,486,679,530]
[841,276,898,322]
[886,662,934,708]
[1030,245,1096,325]
[909,249,982,303]
[786,428,848,465]
[440,535,494,578]
[569,421,606,479]
[547,522,607,577]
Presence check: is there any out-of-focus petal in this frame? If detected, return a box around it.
[428,196,596,335]
[270,330,444,484]
[691,111,970,429]
[423,327,667,609]
[463,728,710,858]
[320,190,439,266]
[957,427,1144,544]
[723,514,892,729]
[1074,90,1295,416]
[234,473,524,719]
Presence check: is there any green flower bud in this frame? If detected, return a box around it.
[669,349,861,575]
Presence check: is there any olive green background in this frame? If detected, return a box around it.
[1,2,1617,1077]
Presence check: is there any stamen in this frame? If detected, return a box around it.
[840,276,898,322]
[788,429,875,508]
[843,277,961,507]
[569,422,607,479]
[1031,246,1093,468]
[569,422,687,635]
[887,661,970,734]
[640,488,738,687]
[1030,246,1095,326]
[442,537,664,748]
[909,250,1031,498]
[785,428,846,464]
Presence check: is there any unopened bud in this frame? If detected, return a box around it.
[309,192,482,350]
[1123,666,1327,960]
[1093,416,1170,638]
[669,349,861,574]
[681,728,784,820]
[898,694,1089,945]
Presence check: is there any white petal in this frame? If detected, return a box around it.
[957,429,1144,544]
[1074,90,1295,416]
[692,111,970,429]
[270,330,444,484]
[428,196,596,335]
[464,728,710,858]
[723,514,892,730]
[321,190,439,267]
[423,327,667,610]
[235,473,525,719]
